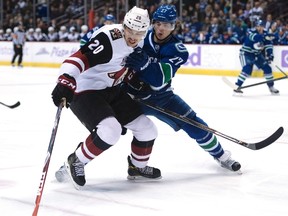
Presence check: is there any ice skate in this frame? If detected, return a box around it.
[65,152,86,189]
[269,86,279,95]
[127,155,162,180]
[215,151,241,174]
[55,165,70,183]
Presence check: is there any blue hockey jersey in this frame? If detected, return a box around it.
[127,30,188,97]
[240,28,273,57]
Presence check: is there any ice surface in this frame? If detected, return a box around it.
[0,66,287,216]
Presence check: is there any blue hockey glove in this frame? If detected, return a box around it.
[266,55,274,64]
[124,47,150,72]
[52,73,76,108]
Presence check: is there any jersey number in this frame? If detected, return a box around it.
[88,39,104,54]
[169,57,184,66]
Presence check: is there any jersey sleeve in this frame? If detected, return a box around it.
[61,31,113,77]
[139,42,188,87]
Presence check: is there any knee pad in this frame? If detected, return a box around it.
[97,117,122,145]
[125,114,158,141]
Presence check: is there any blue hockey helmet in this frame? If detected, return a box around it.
[255,19,265,27]
[152,4,177,23]
[104,14,115,21]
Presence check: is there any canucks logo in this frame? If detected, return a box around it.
[175,43,187,52]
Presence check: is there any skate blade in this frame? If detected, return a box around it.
[127,175,162,181]
[232,92,243,97]
[235,169,242,175]
[64,161,84,190]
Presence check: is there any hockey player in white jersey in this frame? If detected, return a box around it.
[51,6,161,189]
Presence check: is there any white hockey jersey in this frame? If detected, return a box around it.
[59,24,143,93]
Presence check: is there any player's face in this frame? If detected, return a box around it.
[123,26,146,47]
[153,21,175,41]
[256,26,264,34]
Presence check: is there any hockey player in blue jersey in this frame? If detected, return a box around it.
[79,14,115,47]
[234,19,279,94]
[123,4,241,173]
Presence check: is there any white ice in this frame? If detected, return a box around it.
[0,66,287,216]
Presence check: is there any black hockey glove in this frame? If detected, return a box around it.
[51,73,76,108]
[124,47,150,72]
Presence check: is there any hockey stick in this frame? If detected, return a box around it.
[138,100,283,150]
[222,76,288,90]
[32,100,65,216]
[273,63,288,78]
[0,101,20,109]
[222,64,288,90]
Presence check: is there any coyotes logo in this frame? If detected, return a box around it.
[109,28,123,40]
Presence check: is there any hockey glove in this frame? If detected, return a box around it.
[51,73,76,108]
[124,47,150,72]
[266,55,274,64]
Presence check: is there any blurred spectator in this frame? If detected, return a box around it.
[80,14,115,47]
[47,26,59,42]
[33,27,48,41]
[233,18,247,44]
[26,28,35,41]
[0,29,5,41]
[223,27,240,44]
[67,26,80,42]
[79,25,88,38]
[249,1,264,23]
[263,13,273,30]
[208,28,223,44]
[4,28,13,41]
[58,25,69,42]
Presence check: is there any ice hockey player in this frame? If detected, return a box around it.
[122,5,241,173]
[234,19,279,94]
[52,6,161,189]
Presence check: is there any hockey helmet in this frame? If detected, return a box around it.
[152,4,177,24]
[104,14,115,22]
[81,25,88,32]
[123,6,150,32]
[255,19,265,27]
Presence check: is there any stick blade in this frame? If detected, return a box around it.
[247,127,284,150]
[222,76,237,90]
[10,101,21,108]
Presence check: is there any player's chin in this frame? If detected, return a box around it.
[126,39,138,47]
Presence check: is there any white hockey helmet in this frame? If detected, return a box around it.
[123,6,150,32]
[60,26,66,31]
[13,27,19,33]
[81,25,88,32]
[48,26,54,32]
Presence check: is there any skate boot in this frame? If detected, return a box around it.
[127,156,162,180]
[65,152,86,189]
[55,165,70,182]
[269,86,279,94]
[215,151,241,173]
